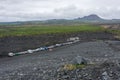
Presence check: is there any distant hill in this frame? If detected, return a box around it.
[76,14,103,20]
[1,14,120,26]
[74,14,120,24]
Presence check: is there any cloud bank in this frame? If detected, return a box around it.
[0,0,120,22]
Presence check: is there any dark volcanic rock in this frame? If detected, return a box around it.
[0,32,116,56]
[72,56,87,65]
[0,41,120,80]
[56,61,120,80]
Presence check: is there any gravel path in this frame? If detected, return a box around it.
[0,41,120,80]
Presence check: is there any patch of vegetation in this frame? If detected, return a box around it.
[63,64,86,71]
[0,25,105,37]
[106,29,120,39]
[107,29,120,35]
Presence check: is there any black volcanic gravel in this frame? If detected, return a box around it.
[0,40,120,80]
[0,32,117,56]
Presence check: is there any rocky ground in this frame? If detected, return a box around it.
[56,61,120,80]
[0,32,116,56]
[0,40,120,80]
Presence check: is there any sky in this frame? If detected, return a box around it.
[0,0,120,22]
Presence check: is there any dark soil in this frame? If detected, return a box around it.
[0,32,118,56]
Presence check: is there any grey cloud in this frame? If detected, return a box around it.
[0,6,5,10]
[54,5,86,19]
[0,0,120,22]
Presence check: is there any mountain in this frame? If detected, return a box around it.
[74,14,120,24]
[0,14,120,26]
[77,14,103,21]
[74,14,106,24]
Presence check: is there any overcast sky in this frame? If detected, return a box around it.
[0,0,120,22]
